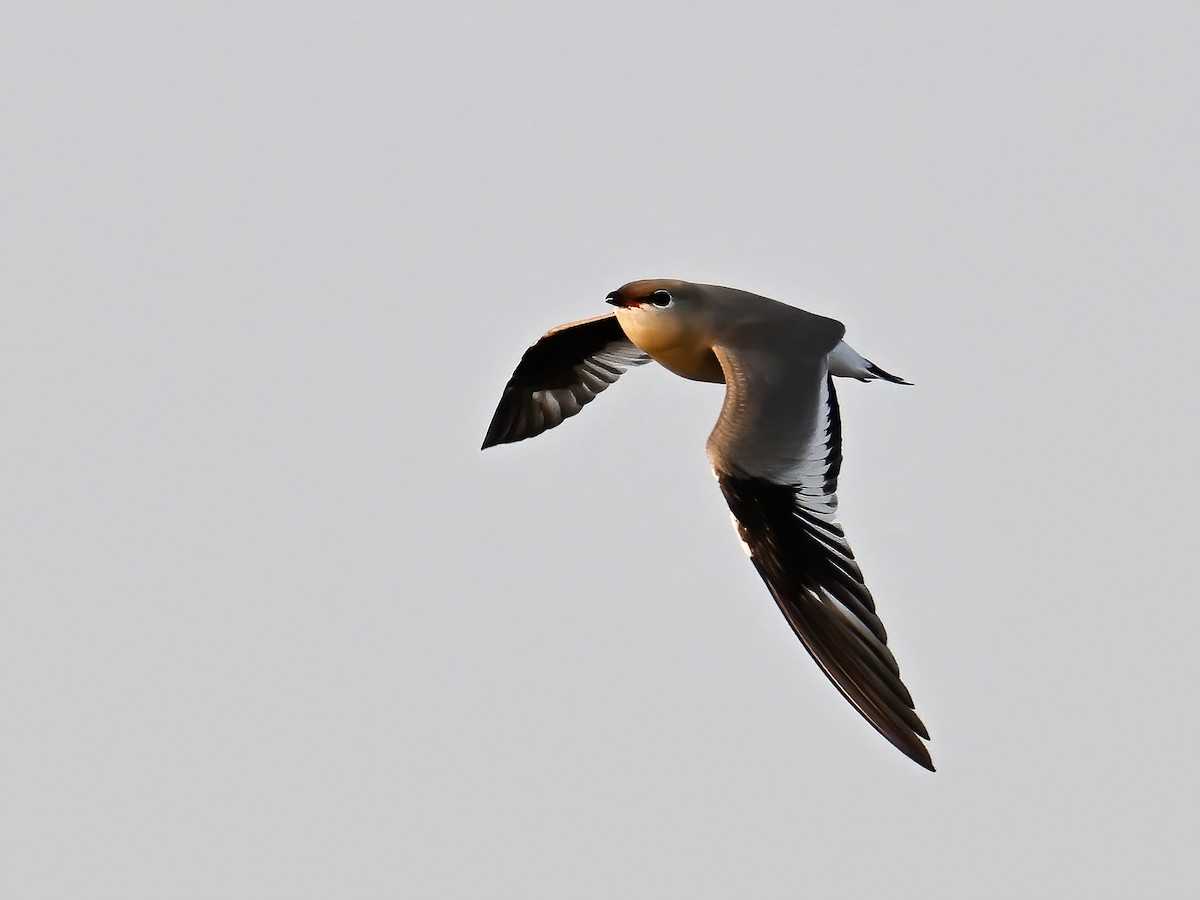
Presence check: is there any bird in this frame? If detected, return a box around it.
[481,279,933,771]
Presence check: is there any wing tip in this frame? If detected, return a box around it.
[892,719,935,771]
[481,423,522,450]
[882,722,934,771]
[909,744,936,772]
[480,415,509,450]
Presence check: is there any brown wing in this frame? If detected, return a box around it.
[482,313,650,449]
[712,364,934,771]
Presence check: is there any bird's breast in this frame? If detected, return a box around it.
[648,344,725,383]
[615,309,725,383]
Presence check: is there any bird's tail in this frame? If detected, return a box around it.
[828,340,912,385]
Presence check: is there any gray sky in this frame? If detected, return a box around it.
[4,3,1198,897]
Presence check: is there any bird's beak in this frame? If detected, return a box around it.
[605,292,624,307]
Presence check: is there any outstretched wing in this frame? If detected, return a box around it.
[482,313,651,449]
[709,344,933,770]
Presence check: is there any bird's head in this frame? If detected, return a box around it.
[604,279,711,355]
[604,279,691,311]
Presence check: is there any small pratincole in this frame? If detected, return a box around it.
[482,279,933,771]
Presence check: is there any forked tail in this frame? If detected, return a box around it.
[828,340,912,385]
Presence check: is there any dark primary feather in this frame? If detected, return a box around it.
[482,313,650,449]
[716,377,933,770]
[865,362,912,385]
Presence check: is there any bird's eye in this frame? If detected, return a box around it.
[649,290,673,308]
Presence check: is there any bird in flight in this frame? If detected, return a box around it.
[482,279,933,771]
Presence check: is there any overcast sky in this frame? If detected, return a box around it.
[4,3,1198,898]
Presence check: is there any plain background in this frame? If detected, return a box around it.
[4,2,1198,897]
